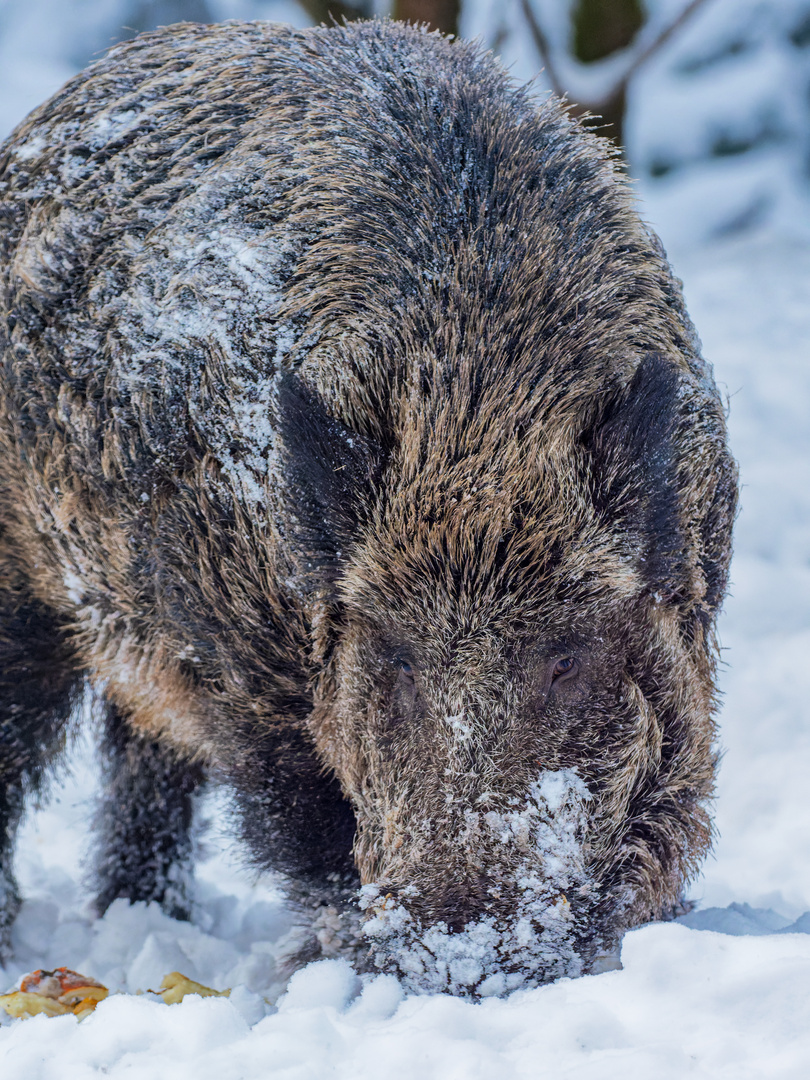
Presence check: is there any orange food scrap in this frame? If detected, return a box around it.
[1,966,231,1021]
[1,968,108,1020]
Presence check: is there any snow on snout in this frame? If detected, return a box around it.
[360,769,593,996]
[444,711,473,741]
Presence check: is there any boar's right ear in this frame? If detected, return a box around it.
[585,353,687,602]
[275,369,381,595]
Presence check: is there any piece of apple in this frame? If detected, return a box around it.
[158,972,231,1005]
[0,991,73,1019]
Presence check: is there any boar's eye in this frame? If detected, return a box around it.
[551,656,578,685]
[393,656,416,683]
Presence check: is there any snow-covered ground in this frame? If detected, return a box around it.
[2,2,810,1077]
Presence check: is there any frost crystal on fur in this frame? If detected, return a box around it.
[360,771,593,995]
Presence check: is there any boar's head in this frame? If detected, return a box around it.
[277,339,734,995]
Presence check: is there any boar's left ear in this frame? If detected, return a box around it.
[275,369,382,595]
[585,353,688,603]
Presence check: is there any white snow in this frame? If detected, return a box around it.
[2,1,810,1075]
[62,570,85,605]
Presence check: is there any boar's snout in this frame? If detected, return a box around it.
[355,767,599,995]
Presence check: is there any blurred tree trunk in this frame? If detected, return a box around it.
[297,0,372,24]
[297,1,458,35]
[393,0,460,35]
[571,0,645,63]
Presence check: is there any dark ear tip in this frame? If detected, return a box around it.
[586,352,735,620]
[586,353,684,596]
[274,368,383,594]
[275,367,316,441]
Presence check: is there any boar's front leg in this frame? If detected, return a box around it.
[94,704,204,921]
[0,579,81,959]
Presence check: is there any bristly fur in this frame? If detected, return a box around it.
[0,19,737,990]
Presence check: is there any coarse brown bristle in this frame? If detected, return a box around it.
[0,19,737,992]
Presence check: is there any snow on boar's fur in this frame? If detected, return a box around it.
[0,20,737,994]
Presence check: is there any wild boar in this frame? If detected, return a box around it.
[0,19,737,994]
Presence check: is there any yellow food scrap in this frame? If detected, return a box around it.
[0,991,73,1019]
[56,983,108,1005]
[73,997,105,1021]
[1,966,232,1020]
[158,972,231,1005]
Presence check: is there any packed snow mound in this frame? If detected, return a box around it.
[3,755,810,1078]
[2,923,810,1079]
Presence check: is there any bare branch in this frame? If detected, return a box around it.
[520,0,713,151]
[490,20,511,58]
[620,0,712,89]
[518,0,565,98]
[521,0,712,108]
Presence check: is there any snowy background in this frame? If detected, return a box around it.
[1,0,810,1076]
